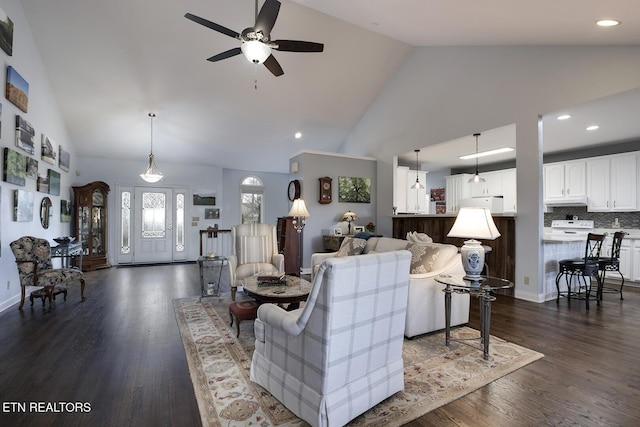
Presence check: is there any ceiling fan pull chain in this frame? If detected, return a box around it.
[254,64,259,90]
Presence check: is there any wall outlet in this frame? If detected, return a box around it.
[524,276,530,285]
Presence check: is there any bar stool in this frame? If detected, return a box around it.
[598,231,627,300]
[555,233,606,309]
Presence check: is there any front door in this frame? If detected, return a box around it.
[133,187,173,263]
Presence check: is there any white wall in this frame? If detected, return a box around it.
[290,150,377,269]
[340,46,640,302]
[76,156,289,263]
[0,0,79,311]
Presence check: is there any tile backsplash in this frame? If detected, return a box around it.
[544,206,640,229]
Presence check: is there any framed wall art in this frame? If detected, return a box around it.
[15,115,35,154]
[3,147,26,185]
[26,157,38,179]
[41,134,56,164]
[37,175,49,193]
[59,145,70,171]
[60,199,72,222]
[193,193,216,206]
[204,208,220,219]
[338,176,371,203]
[0,6,14,56]
[6,66,28,112]
[47,169,60,196]
[13,189,34,221]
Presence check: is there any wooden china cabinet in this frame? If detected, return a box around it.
[73,181,110,271]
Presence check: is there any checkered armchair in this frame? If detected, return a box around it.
[10,236,85,310]
[227,223,284,301]
[250,250,411,427]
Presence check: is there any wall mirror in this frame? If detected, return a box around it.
[40,197,52,229]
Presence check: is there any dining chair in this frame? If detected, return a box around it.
[598,231,628,300]
[555,233,606,309]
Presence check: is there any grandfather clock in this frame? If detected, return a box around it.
[73,181,111,271]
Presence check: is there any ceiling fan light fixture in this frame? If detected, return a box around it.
[241,40,271,64]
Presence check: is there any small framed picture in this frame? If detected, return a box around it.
[204,208,219,219]
[332,227,342,236]
[353,226,365,233]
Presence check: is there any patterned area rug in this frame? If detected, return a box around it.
[174,296,543,427]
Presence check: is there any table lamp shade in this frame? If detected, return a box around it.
[447,207,501,240]
[448,207,500,280]
[342,210,358,222]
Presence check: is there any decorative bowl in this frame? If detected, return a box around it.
[53,236,75,245]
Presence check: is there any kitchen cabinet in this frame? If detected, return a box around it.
[632,240,640,282]
[445,174,472,213]
[587,153,637,212]
[395,166,427,213]
[501,168,517,213]
[73,181,110,271]
[470,170,504,197]
[543,160,586,203]
[407,170,428,213]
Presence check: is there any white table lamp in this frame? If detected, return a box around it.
[288,198,310,233]
[447,207,501,280]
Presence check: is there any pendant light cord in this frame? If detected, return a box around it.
[149,113,156,155]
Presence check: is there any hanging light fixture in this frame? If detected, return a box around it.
[140,113,164,183]
[468,133,486,184]
[410,149,425,189]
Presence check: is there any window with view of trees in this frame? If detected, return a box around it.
[241,176,263,224]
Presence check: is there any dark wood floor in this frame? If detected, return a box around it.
[0,264,638,426]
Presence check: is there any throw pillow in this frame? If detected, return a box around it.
[336,237,367,257]
[406,231,433,244]
[353,231,375,240]
[406,242,440,274]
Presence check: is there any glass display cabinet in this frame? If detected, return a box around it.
[73,181,110,271]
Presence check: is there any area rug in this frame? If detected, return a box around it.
[174,296,543,427]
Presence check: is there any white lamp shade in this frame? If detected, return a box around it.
[342,211,358,222]
[241,40,271,64]
[288,199,310,217]
[447,207,501,240]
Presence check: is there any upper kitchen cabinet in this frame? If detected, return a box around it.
[587,153,638,212]
[543,160,587,204]
[470,170,504,198]
[445,174,472,213]
[396,166,428,213]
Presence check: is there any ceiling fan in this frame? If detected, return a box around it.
[185,0,324,77]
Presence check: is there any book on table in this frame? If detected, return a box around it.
[257,273,286,286]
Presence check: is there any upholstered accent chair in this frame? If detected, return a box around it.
[227,224,284,301]
[10,236,85,311]
[250,250,411,427]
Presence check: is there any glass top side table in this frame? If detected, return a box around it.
[435,274,513,360]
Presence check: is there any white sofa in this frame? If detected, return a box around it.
[311,236,470,338]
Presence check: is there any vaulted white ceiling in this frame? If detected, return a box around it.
[20,0,640,173]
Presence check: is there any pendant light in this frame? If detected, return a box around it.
[410,149,424,189]
[468,133,486,184]
[140,113,164,183]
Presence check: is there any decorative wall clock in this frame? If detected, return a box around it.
[319,177,332,204]
[288,179,301,201]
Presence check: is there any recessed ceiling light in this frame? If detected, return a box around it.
[596,19,620,27]
[557,114,571,120]
[459,147,514,160]
[294,132,302,139]
[586,125,599,131]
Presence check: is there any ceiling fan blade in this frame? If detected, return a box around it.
[254,0,281,37]
[185,13,240,39]
[273,40,324,53]
[263,54,284,77]
[207,47,242,62]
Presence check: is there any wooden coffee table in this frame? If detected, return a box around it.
[242,275,312,310]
